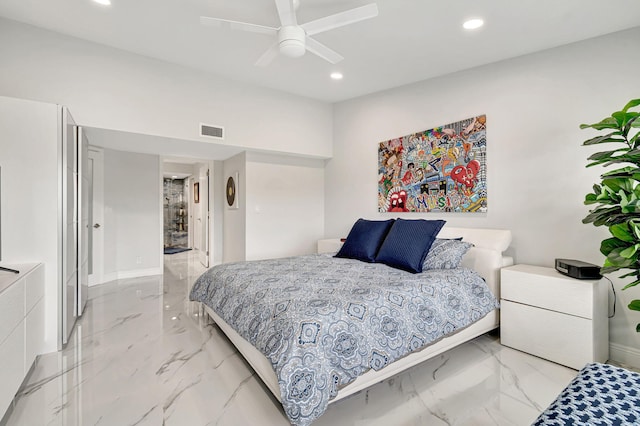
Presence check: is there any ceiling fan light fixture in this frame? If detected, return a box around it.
[201,1,379,66]
[278,25,306,58]
[280,39,306,57]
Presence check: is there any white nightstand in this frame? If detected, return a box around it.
[317,239,343,254]
[500,264,609,370]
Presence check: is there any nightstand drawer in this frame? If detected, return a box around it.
[501,264,596,319]
[501,300,596,369]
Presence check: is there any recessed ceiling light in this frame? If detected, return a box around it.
[463,18,484,30]
[330,72,343,80]
[93,0,111,6]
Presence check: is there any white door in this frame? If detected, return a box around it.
[192,176,201,252]
[188,177,194,249]
[76,127,89,316]
[88,147,104,286]
[199,168,210,268]
[61,107,77,346]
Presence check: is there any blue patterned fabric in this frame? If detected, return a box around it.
[189,253,497,426]
[423,239,473,270]
[335,218,395,262]
[534,362,640,425]
[375,219,446,273]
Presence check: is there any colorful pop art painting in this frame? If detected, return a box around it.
[378,115,487,213]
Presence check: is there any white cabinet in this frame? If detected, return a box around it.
[317,239,343,254]
[500,264,608,370]
[0,263,45,418]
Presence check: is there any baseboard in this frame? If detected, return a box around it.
[609,342,640,370]
[100,267,162,285]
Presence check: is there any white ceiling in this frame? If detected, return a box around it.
[1,0,639,103]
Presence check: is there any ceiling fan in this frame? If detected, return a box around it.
[200,0,378,66]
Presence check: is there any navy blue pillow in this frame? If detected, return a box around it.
[375,219,446,273]
[335,219,395,262]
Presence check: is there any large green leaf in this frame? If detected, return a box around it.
[631,221,640,240]
[603,178,633,193]
[587,211,633,227]
[600,237,629,256]
[610,222,636,242]
[580,117,619,130]
[617,270,639,279]
[621,198,640,214]
[623,115,640,137]
[602,249,636,273]
[588,149,629,162]
[583,206,623,225]
[602,166,640,177]
[628,300,640,311]
[584,193,600,205]
[623,280,640,291]
[620,244,640,259]
[600,156,640,167]
[622,204,640,214]
[613,111,638,129]
[623,99,640,112]
[583,132,625,146]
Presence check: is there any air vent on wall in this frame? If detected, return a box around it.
[200,123,224,140]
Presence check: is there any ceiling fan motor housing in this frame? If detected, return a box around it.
[278,25,306,58]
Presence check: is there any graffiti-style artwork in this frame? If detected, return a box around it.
[378,115,487,213]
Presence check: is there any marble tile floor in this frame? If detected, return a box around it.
[3,251,580,426]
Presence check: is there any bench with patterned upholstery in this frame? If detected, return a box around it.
[534,362,640,425]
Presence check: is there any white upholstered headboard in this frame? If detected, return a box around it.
[437,226,513,298]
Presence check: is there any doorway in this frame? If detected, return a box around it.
[163,177,189,252]
[162,159,212,268]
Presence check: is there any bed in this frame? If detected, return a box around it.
[189,225,512,425]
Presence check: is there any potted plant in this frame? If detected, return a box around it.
[583,99,640,330]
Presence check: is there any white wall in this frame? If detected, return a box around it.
[221,152,325,262]
[245,153,325,260]
[327,27,640,363]
[103,149,161,281]
[193,162,210,257]
[163,162,195,177]
[212,161,224,265]
[0,18,332,159]
[0,96,60,353]
[223,153,247,263]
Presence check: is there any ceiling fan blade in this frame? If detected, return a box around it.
[255,43,280,67]
[275,0,297,26]
[305,37,344,64]
[200,16,277,35]
[301,3,378,36]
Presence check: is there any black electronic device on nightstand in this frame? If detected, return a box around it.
[555,258,602,280]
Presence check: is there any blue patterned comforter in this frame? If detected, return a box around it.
[189,253,498,425]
